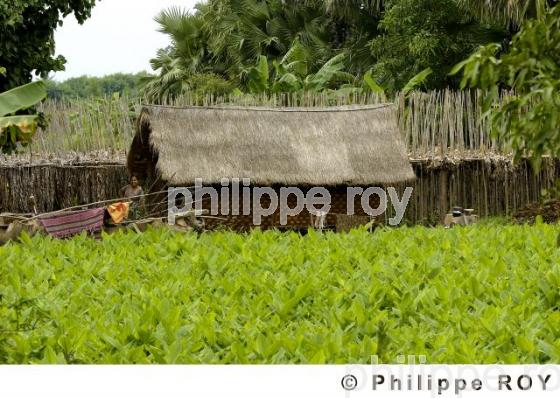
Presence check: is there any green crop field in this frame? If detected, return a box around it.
[1,224,559,364]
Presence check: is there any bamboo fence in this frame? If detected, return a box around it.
[13,90,509,159]
[1,90,555,224]
[2,159,557,224]
[32,96,136,155]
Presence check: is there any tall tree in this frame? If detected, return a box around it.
[143,0,520,99]
[452,2,560,170]
[0,0,97,91]
[142,0,338,100]
[370,0,507,93]
[44,72,149,100]
[140,6,218,101]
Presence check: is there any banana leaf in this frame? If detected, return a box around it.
[0,115,39,134]
[0,81,47,117]
[363,70,386,96]
[402,68,433,95]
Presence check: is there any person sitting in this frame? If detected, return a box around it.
[121,175,145,218]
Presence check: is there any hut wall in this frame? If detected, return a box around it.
[196,186,378,231]
[1,159,559,225]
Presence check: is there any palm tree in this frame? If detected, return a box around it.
[200,0,334,81]
[140,49,190,101]
[139,7,214,101]
[142,0,341,99]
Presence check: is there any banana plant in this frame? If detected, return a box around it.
[247,52,354,94]
[401,68,433,95]
[303,53,354,91]
[246,56,271,94]
[0,80,47,154]
[363,67,433,98]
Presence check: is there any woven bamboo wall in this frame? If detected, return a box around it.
[197,187,377,231]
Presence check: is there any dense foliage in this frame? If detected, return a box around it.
[141,0,513,100]
[370,0,507,93]
[1,225,559,364]
[0,81,47,154]
[458,0,557,25]
[44,73,151,100]
[453,2,560,171]
[0,0,96,91]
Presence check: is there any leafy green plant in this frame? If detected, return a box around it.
[451,3,560,171]
[246,53,355,94]
[0,0,96,91]
[0,80,47,154]
[402,68,433,95]
[1,224,559,364]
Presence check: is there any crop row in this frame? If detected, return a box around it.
[1,224,559,364]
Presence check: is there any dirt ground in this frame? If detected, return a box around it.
[513,199,560,224]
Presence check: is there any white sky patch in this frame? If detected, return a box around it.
[53,0,197,81]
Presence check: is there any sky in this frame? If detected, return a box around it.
[53,0,197,81]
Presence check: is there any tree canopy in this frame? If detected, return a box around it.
[44,73,151,100]
[370,0,507,93]
[453,2,560,170]
[0,0,96,91]
[141,0,516,100]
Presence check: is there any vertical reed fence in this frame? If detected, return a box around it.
[386,158,559,225]
[398,90,510,158]
[33,96,137,155]
[1,90,555,223]
[25,90,509,158]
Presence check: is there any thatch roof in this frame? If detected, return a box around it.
[128,104,415,186]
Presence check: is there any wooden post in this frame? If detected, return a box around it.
[439,169,449,222]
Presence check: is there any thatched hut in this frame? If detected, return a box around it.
[127,104,415,230]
